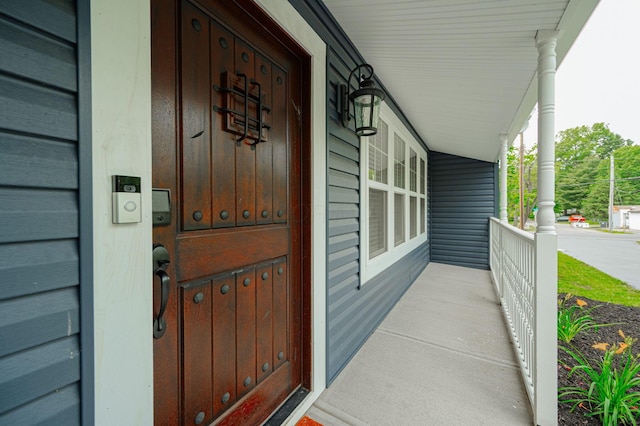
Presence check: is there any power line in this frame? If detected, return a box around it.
[554,157,640,165]
[557,175,640,188]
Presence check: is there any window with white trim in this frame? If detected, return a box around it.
[367,120,388,259]
[361,106,428,282]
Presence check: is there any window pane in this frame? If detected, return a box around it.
[369,188,387,258]
[394,193,405,247]
[409,149,417,192]
[420,198,425,234]
[410,196,417,238]
[368,120,388,183]
[420,158,426,195]
[394,133,405,188]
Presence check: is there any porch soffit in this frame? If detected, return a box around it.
[322,0,599,162]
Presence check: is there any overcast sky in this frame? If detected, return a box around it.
[523,0,640,146]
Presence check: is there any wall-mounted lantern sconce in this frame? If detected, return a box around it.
[340,64,385,137]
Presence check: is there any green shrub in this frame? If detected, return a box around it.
[558,294,612,343]
[559,332,640,425]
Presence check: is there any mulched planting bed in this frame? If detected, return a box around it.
[558,294,640,425]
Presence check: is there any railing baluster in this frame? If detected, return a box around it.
[489,217,553,421]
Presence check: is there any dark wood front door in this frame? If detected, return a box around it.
[151,1,309,424]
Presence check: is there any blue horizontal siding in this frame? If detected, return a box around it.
[0,336,80,414]
[0,132,78,189]
[0,188,79,243]
[0,15,77,91]
[0,0,77,43]
[430,152,497,270]
[328,232,359,254]
[0,384,80,426]
[0,239,78,299]
[0,1,82,423]
[0,288,80,357]
[289,0,431,387]
[327,243,429,383]
[0,75,77,141]
[328,202,358,219]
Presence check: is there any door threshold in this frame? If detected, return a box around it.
[263,387,310,425]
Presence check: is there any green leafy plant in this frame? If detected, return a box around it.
[559,332,640,425]
[557,294,612,343]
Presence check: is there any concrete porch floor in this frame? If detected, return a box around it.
[304,262,533,425]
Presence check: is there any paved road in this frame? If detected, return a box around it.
[556,224,640,290]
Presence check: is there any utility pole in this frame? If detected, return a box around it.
[519,132,525,229]
[608,154,614,232]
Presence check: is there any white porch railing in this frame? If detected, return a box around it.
[489,217,558,426]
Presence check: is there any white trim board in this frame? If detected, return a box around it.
[90,0,153,424]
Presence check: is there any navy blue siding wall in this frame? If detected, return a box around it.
[290,0,430,384]
[327,242,429,382]
[0,1,82,423]
[430,152,497,270]
[326,50,431,383]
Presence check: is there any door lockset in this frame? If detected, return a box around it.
[152,189,171,226]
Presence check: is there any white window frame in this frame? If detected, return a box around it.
[361,103,428,283]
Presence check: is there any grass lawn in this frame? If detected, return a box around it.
[558,251,640,307]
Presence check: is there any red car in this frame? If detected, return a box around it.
[569,214,586,223]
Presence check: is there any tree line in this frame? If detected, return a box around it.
[507,123,640,223]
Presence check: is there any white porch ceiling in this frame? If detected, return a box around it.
[322,0,599,162]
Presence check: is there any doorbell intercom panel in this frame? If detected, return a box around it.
[112,175,142,224]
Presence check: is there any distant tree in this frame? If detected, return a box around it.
[555,123,633,213]
[556,156,599,213]
[582,178,609,220]
[507,145,537,226]
[612,145,640,205]
[582,145,640,220]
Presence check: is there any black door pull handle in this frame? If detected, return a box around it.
[153,244,171,339]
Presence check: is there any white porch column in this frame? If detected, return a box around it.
[499,134,508,222]
[534,29,559,426]
[535,30,559,235]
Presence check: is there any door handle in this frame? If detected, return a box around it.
[153,244,171,339]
